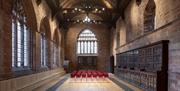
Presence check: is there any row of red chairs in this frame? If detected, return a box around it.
[71,70,108,78]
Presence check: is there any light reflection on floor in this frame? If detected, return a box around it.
[55,78,125,91]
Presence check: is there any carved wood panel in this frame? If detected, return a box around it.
[78,56,97,70]
[115,40,169,91]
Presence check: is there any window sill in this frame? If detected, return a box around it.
[12,68,34,79]
[0,67,61,81]
[12,67,31,72]
[37,66,49,72]
[77,54,98,56]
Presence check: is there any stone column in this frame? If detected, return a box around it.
[34,31,41,71]
[0,1,13,79]
[0,7,3,79]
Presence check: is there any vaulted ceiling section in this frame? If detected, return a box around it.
[41,0,131,29]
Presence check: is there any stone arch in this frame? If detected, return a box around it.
[52,28,61,67]
[39,17,52,68]
[77,28,99,41]
[21,0,38,31]
[118,17,127,46]
[11,0,38,68]
[116,30,120,47]
[53,28,61,46]
[40,17,51,40]
[77,28,99,44]
[144,0,156,32]
[78,28,97,37]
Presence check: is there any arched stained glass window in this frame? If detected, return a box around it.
[40,33,47,67]
[77,29,98,55]
[12,0,31,69]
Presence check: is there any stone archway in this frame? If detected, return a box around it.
[144,0,156,32]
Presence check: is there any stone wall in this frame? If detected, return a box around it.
[0,0,65,81]
[65,24,111,72]
[111,0,180,90]
[0,0,12,76]
[110,28,117,65]
[0,6,3,74]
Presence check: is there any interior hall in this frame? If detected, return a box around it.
[0,0,180,91]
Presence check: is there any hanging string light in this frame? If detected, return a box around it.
[64,0,105,24]
[83,14,91,23]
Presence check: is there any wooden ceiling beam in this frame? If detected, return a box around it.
[46,0,131,29]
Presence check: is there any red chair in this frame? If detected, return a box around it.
[71,71,77,78]
[76,71,82,78]
[102,72,108,78]
[92,71,98,78]
[87,72,92,78]
[97,72,103,78]
[82,72,86,78]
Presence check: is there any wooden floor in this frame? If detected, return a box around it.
[55,78,125,91]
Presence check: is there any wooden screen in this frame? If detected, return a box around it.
[78,56,97,70]
[115,40,169,91]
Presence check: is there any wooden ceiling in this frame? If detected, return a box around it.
[41,0,131,29]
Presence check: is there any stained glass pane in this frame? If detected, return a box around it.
[77,29,97,55]
[12,0,31,69]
